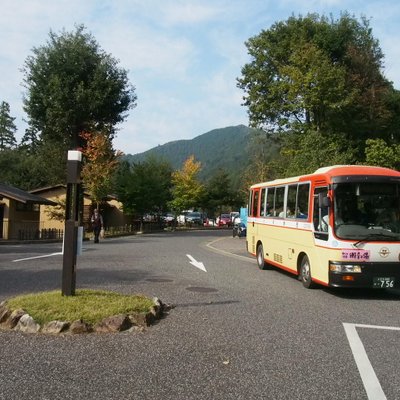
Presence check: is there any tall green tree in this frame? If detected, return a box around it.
[116,157,173,218]
[276,130,357,176]
[239,129,281,193]
[237,13,399,173]
[203,169,237,217]
[0,101,17,150]
[0,149,23,186]
[22,25,137,184]
[19,127,40,153]
[0,145,52,190]
[364,139,400,170]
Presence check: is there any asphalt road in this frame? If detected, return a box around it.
[1,230,400,400]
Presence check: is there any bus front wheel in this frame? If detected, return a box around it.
[257,244,267,270]
[300,255,315,289]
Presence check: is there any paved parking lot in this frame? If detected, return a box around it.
[1,231,400,400]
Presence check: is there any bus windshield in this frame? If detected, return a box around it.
[333,182,400,241]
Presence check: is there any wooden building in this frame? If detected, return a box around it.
[0,183,56,240]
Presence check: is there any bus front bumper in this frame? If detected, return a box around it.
[329,261,400,289]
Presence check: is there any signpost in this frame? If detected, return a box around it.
[62,150,82,296]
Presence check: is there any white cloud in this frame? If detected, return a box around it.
[160,1,223,25]
[98,28,196,80]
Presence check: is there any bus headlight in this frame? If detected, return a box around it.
[329,263,362,273]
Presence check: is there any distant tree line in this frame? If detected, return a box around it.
[114,155,243,221]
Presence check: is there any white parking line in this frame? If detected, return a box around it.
[343,323,400,400]
[12,252,63,262]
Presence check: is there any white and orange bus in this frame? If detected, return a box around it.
[247,165,400,289]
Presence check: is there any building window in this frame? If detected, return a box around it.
[16,202,39,212]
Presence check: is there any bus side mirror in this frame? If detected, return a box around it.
[318,193,331,208]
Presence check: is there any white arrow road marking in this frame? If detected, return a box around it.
[13,252,63,262]
[343,323,400,400]
[186,254,207,272]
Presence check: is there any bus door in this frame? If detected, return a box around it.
[313,186,330,241]
[248,188,260,254]
[0,203,3,239]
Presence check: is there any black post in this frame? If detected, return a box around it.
[62,150,82,296]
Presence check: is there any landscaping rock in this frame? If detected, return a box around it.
[42,320,70,334]
[128,312,154,327]
[0,303,11,323]
[94,314,131,333]
[5,309,26,329]
[151,297,163,319]
[14,314,40,333]
[69,319,93,334]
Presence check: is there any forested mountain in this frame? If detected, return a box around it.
[124,125,275,185]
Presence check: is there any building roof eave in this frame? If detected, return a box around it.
[0,183,57,206]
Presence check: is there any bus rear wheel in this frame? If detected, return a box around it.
[257,244,268,270]
[300,255,315,289]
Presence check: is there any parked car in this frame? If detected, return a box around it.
[186,211,203,225]
[143,214,155,221]
[232,216,246,237]
[162,213,175,226]
[204,217,216,226]
[177,211,189,225]
[216,213,232,227]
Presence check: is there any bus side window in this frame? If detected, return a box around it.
[260,188,267,216]
[252,189,260,217]
[275,187,285,217]
[266,188,274,216]
[297,183,310,219]
[286,185,297,218]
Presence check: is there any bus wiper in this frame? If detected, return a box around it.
[354,233,399,247]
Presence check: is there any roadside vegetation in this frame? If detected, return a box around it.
[5,289,154,325]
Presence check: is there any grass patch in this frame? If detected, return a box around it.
[5,289,155,325]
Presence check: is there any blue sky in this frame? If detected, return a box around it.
[1,0,400,155]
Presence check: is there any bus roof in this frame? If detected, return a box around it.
[250,165,400,188]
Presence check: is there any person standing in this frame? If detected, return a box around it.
[91,209,103,243]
